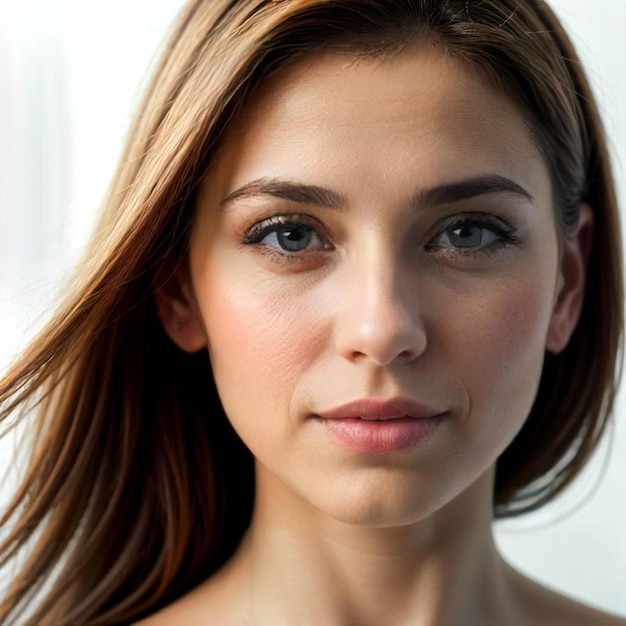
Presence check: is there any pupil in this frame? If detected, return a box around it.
[277,225,312,251]
[450,224,482,247]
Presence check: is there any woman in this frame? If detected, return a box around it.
[0,0,623,624]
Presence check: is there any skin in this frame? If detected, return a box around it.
[145,45,624,625]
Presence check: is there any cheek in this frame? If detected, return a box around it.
[474,282,549,369]
[446,276,555,436]
[196,271,323,419]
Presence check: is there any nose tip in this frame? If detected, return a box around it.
[334,280,427,367]
[337,318,426,367]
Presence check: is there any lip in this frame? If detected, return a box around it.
[315,398,446,453]
[316,397,442,421]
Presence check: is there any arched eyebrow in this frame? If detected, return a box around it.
[417,174,535,208]
[219,178,345,212]
[218,174,534,212]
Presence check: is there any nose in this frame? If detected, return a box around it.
[333,252,427,367]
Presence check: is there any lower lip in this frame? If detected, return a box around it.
[318,415,444,453]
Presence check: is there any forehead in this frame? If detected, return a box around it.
[204,44,551,210]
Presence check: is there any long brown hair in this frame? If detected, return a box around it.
[0,1,622,623]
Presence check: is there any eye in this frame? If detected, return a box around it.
[428,216,517,253]
[244,215,331,254]
[263,223,318,252]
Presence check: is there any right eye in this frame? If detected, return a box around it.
[244,215,332,255]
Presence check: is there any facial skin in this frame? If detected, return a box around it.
[149,42,596,626]
[160,45,586,529]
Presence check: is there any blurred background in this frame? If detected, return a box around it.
[0,0,624,616]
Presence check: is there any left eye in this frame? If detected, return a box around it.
[430,218,512,251]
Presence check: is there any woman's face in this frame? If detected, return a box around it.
[167,45,586,526]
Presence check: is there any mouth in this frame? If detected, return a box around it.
[314,398,447,453]
[315,397,444,421]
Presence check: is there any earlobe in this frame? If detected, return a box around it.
[153,262,208,353]
[545,203,594,354]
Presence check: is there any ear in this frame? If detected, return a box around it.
[545,203,594,354]
[153,261,208,353]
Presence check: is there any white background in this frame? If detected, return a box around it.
[0,0,624,616]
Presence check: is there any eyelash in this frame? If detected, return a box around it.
[242,212,519,261]
[243,214,333,262]
[426,214,519,256]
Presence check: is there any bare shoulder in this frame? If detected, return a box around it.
[134,559,250,626]
[507,565,626,626]
[134,584,246,626]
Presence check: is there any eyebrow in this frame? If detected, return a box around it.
[418,174,534,208]
[219,178,345,212]
[218,174,534,212]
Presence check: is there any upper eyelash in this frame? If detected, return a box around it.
[442,213,515,235]
[243,213,328,246]
[243,214,325,246]
[429,215,519,249]
[242,212,518,259]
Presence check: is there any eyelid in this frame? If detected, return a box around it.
[436,213,514,235]
[245,213,324,238]
[426,212,519,252]
[243,213,334,252]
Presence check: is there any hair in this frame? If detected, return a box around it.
[0,0,622,624]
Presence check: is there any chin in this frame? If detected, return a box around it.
[305,471,462,529]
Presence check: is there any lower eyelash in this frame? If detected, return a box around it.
[240,214,332,267]
[435,217,519,254]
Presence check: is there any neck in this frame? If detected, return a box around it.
[225,467,515,626]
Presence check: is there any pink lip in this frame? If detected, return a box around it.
[316,398,442,421]
[315,398,446,453]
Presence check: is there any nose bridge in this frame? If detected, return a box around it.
[334,242,427,366]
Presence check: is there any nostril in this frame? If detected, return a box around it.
[397,349,418,364]
[337,325,427,367]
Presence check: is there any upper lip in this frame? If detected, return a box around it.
[316,398,444,421]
